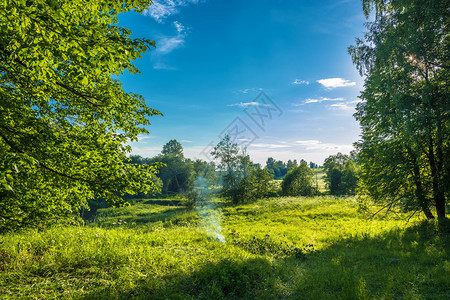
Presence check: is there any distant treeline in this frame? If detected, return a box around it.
[126,137,360,203]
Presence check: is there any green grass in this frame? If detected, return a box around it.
[0,196,448,299]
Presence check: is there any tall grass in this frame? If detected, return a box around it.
[0,196,448,299]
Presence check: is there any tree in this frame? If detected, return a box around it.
[341,160,359,195]
[323,153,359,195]
[162,139,184,157]
[265,158,292,179]
[349,0,449,218]
[211,135,268,201]
[287,160,298,170]
[0,0,161,231]
[151,140,194,194]
[211,135,239,174]
[281,161,317,196]
[211,135,241,197]
[232,166,274,203]
[192,159,217,187]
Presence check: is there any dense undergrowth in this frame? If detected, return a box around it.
[0,197,448,299]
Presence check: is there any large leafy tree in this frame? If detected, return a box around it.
[0,0,162,231]
[349,0,449,218]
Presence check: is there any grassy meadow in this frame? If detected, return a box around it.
[0,196,449,299]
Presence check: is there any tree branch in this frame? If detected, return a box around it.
[55,81,102,107]
[0,129,95,185]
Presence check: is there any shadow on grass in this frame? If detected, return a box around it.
[132,207,197,226]
[142,199,183,206]
[79,220,449,299]
[89,205,197,228]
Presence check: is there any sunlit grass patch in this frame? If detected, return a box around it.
[0,196,448,299]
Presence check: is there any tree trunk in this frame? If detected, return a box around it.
[413,168,435,220]
[434,106,447,219]
[407,147,435,219]
[427,126,446,219]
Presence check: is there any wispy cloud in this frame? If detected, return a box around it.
[239,88,262,94]
[143,0,200,23]
[291,79,309,85]
[328,100,360,112]
[158,36,185,54]
[135,134,157,142]
[329,103,354,111]
[295,139,353,151]
[227,101,269,108]
[250,143,290,149]
[173,20,186,34]
[289,109,306,113]
[293,97,345,106]
[317,78,356,89]
[153,62,178,70]
[305,97,344,104]
[152,21,188,69]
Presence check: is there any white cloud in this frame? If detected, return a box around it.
[289,109,305,113]
[180,139,193,143]
[143,0,200,23]
[305,97,344,104]
[227,101,269,108]
[250,143,290,149]
[135,134,157,142]
[152,21,188,68]
[239,88,262,94]
[153,62,177,70]
[129,146,163,158]
[291,79,309,85]
[328,102,355,112]
[292,97,345,106]
[327,100,361,112]
[317,78,356,89]
[158,36,185,54]
[173,21,186,34]
[295,139,354,152]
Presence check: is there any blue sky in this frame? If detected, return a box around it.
[119,0,368,165]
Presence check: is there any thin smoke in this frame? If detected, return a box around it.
[194,177,225,243]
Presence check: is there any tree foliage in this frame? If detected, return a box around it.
[0,0,161,231]
[211,135,275,202]
[281,161,317,196]
[349,0,449,218]
[192,159,217,187]
[161,139,184,157]
[265,157,297,179]
[323,153,359,196]
[232,166,274,203]
[148,140,196,194]
[211,135,241,197]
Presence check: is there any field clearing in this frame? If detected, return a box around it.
[313,168,327,193]
[0,196,448,299]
